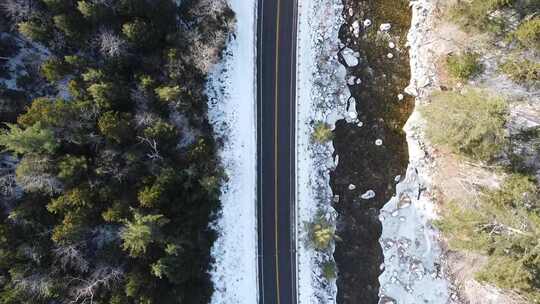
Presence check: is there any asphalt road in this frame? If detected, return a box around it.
[257,0,298,303]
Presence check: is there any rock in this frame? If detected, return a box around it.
[348,111,358,120]
[388,42,396,49]
[348,184,356,190]
[347,76,356,85]
[380,23,392,31]
[341,47,359,67]
[387,53,394,59]
[398,193,412,209]
[379,296,397,304]
[397,93,404,101]
[363,19,372,27]
[352,20,360,38]
[361,190,375,199]
[375,139,383,146]
[357,121,363,127]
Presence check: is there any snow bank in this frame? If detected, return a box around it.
[296,0,349,303]
[377,1,454,303]
[206,1,258,303]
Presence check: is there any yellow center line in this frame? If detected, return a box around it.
[274,0,282,302]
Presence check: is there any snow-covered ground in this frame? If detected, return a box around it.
[295,0,349,303]
[377,1,454,303]
[0,33,50,92]
[206,0,258,303]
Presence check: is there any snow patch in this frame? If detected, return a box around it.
[206,0,258,303]
[296,0,349,303]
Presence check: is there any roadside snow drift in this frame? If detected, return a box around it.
[206,1,258,303]
[296,0,349,303]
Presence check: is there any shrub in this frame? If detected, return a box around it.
[143,119,178,146]
[77,1,102,19]
[486,174,538,209]
[514,17,540,50]
[87,82,115,109]
[312,121,333,143]
[82,68,104,82]
[500,58,540,86]
[155,85,181,102]
[446,52,483,81]
[42,0,70,12]
[120,212,169,257]
[15,154,62,194]
[308,215,336,251]
[476,256,540,302]
[139,75,155,89]
[67,79,84,98]
[435,201,491,252]
[0,123,58,155]
[64,55,88,68]
[122,19,153,45]
[420,89,508,161]
[41,58,69,82]
[436,174,540,302]
[448,0,516,33]
[98,111,133,143]
[322,260,337,280]
[58,155,87,181]
[102,202,126,222]
[18,20,50,42]
[487,0,516,10]
[53,14,82,38]
[138,185,162,208]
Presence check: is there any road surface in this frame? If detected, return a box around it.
[257,0,298,303]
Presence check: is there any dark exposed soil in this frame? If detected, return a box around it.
[331,1,413,303]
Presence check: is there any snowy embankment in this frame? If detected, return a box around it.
[296,0,349,303]
[377,1,454,303]
[206,0,258,303]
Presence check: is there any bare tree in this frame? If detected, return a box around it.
[137,136,162,161]
[17,244,42,263]
[16,172,63,194]
[94,30,126,58]
[12,272,54,299]
[67,266,124,304]
[0,154,18,201]
[95,149,129,182]
[54,244,90,273]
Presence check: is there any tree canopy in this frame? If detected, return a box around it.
[0,0,234,303]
